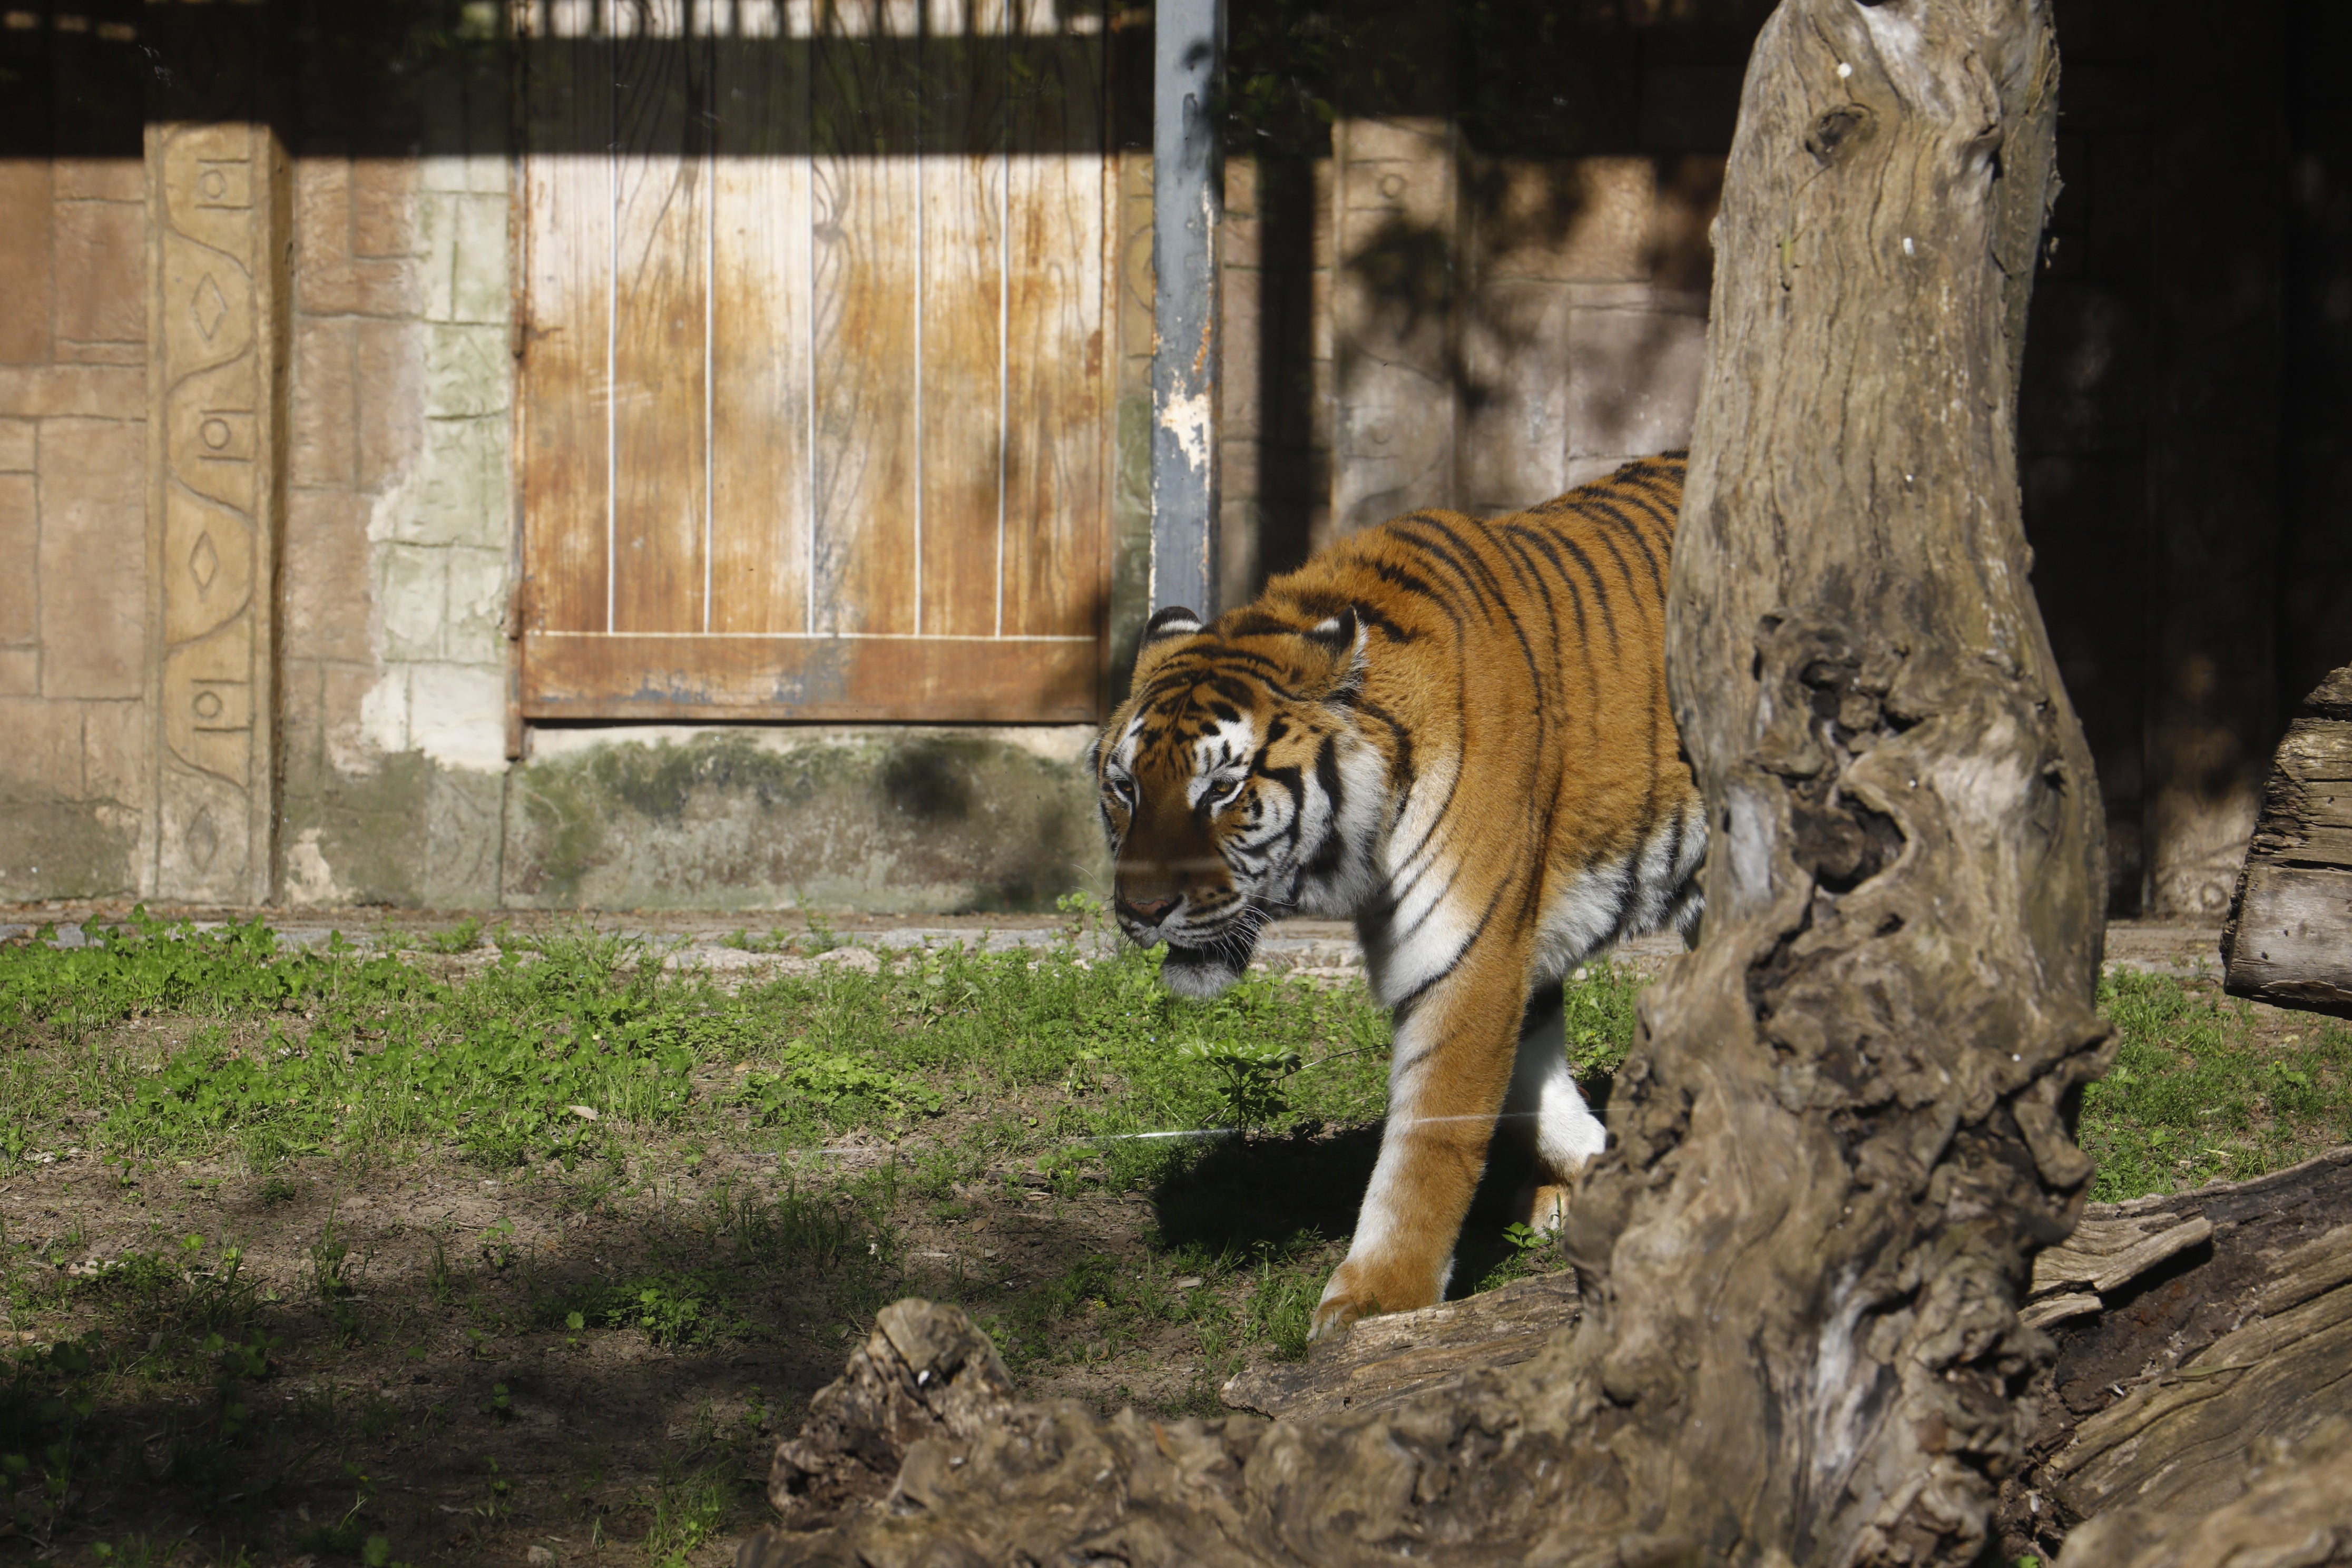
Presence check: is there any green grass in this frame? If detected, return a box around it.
[2078,970,2352,1200]
[3,906,2343,1564]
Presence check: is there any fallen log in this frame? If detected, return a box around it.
[1999,1145,2352,1564]
[737,1149,2352,1565]
[2221,664,2352,1015]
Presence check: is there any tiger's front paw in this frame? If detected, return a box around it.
[1308,1255,1442,1342]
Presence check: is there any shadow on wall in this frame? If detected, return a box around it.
[502,730,1109,914]
[1217,0,1770,599]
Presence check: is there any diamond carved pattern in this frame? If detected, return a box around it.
[191,273,229,341]
[189,531,220,593]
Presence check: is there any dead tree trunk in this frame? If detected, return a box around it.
[1599,0,2110,1557]
[740,4,2107,1564]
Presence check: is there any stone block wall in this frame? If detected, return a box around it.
[0,136,150,898]
[277,49,514,908]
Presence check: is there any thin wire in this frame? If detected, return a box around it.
[702,33,716,634]
[993,6,1009,639]
[605,52,619,635]
[913,18,925,636]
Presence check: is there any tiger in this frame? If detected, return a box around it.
[1089,453,1706,1340]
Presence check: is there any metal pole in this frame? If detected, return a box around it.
[1150,0,1223,618]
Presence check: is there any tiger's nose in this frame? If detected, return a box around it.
[1118,894,1178,925]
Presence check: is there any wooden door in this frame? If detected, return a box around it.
[514,0,1112,723]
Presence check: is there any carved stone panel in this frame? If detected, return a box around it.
[146,121,287,903]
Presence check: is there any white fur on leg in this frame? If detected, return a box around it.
[1507,996,1606,1231]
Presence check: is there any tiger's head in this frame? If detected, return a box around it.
[1089,603,1381,999]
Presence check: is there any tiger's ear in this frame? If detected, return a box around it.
[1301,607,1368,699]
[1133,605,1204,672]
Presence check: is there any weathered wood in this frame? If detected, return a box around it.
[518,22,613,637]
[611,2,712,636]
[709,27,814,636]
[1003,3,1108,641]
[811,3,922,637]
[1998,1147,2352,1563]
[1220,1272,1581,1424]
[2044,1224,2352,1524]
[746,1153,2352,1566]
[518,9,1115,720]
[765,1298,1017,1533]
[2222,664,2352,1014]
[2030,1212,2213,1298]
[2053,1416,2352,1568]
[915,7,1006,640]
[516,631,1096,723]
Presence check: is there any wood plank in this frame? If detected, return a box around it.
[2224,667,2352,1013]
[810,0,922,635]
[709,23,813,635]
[915,0,1007,638]
[519,27,614,638]
[609,0,711,634]
[2224,863,2352,1012]
[999,1,1106,639]
[517,632,1097,722]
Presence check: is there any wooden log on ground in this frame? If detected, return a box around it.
[1219,1272,1581,1424]
[2221,665,2352,1015]
[738,1151,2352,1566]
[1997,1146,2352,1564]
[2052,1416,2352,1568]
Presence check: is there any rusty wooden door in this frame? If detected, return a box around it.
[514,0,1112,723]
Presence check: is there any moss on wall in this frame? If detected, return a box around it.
[502,729,1108,913]
[0,802,141,901]
[278,748,506,908]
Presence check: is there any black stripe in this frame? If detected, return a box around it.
[1575,499,1660,597]
[1393,518,1546,692]
[1553,533,1620,648]
[1367,557,1465,633]
[1303,736,1347,877]
[1353,697,1416,791]
[1406,516,1514,613]
[1387,523,1497,619]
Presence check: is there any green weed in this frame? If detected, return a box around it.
[642,1459,736,1566]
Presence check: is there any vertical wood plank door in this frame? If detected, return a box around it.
[514,0,1112,723]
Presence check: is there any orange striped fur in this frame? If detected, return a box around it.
[1090,454,1705,1339]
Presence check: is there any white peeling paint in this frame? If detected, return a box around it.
[1158,388,1214,475]
[282,828,345,906]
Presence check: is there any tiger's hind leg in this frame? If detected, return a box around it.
[1503,982,1607,1234]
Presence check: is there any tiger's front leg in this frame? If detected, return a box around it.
[1309,940,1533,1341]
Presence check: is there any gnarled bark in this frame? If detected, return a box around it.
[736,2,2102,1563]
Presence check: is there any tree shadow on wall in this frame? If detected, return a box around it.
[1225,0,1775,593]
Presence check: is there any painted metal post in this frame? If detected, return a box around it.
[1150,0,1224,618]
